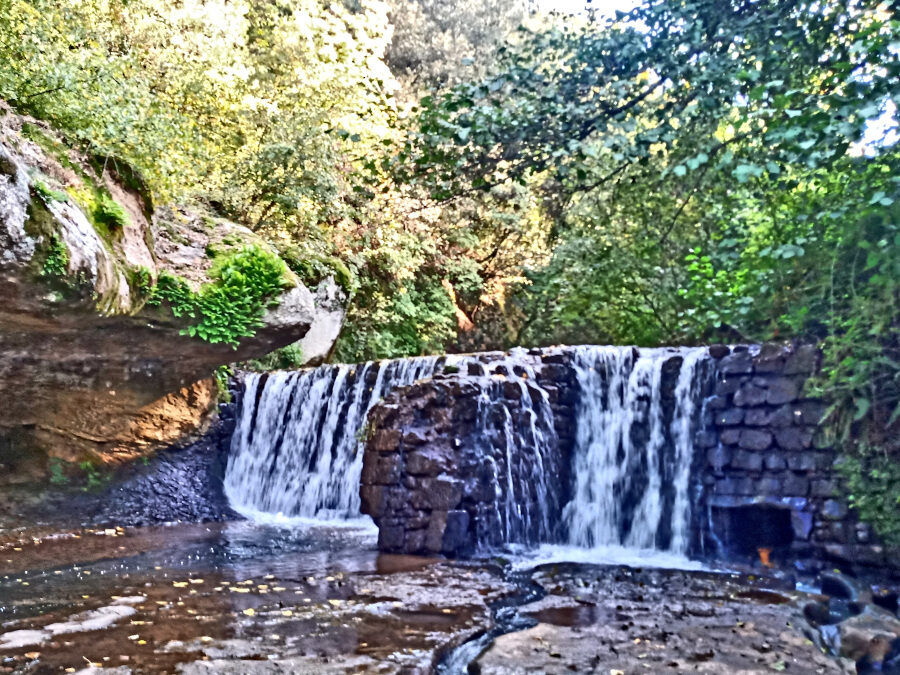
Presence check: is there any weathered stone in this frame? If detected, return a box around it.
[372,429,401,453]
[707,446,732,469]
[755,477,782,494]
[360,453,401,485]
[819,571,864,601]
[410,478,463,511]
[733,383,767,407]
[822,499,848,520]
[377,523,405,551]
[706,395,728,410]
[782,475,810,497]
[775,427,813,451]
[768,405,797,428]
[784,344,820,375]
[765,377,799,405]
[715,408,744,426]
[738,429,772,451]
[786,452,817,472]
[406,446,454,477]
[708,344,730,359]
[719,351,754,375]
[695,430,718,449]
[731,450,764,472]
[425,510,448,553]
[811,479,837,497]
[714,478,755,496]
[714,376,743,397]
[764,453,787,471]
[442,510,471,554]
[719,428,741,445]
[744,407,772,426]
[402,429,428,446]
[753,343,787,373]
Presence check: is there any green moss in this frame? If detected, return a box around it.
[32,179,69,203]
[128,266,154,300]
[94,193,129,231]
[215,365,233,403]
[279,246,355,293]
[147,245,291,347]
[241,343,305,371]
[41,234,69,278]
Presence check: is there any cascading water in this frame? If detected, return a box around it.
[225,356,441,521]
[562,346,709,555]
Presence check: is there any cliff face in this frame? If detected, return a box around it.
[0,106,345,476]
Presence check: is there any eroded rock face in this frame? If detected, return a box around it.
[0,108,344,471]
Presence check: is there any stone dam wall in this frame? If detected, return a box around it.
[360,343,898,572]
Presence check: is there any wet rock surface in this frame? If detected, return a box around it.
[0,522,515,674]
[475,564,853,674]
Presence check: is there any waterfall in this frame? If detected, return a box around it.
[225,356,441,521]
[468,349,563,548]
[563,346,708,554]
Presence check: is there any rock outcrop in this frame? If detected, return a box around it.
[0,106,346,474]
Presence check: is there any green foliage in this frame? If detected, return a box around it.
[32,179,69,203]
[41,234,69,279]
[93,193,129,231]
[128,266,154,300]
[147,245,290,347]
[841,454,900,546]
[77,460,109,492]
[48,458,69,486]
[280,248,355,294]
[215,365,233,404]
[242,343,306,371]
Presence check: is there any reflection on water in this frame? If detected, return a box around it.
[0,520,498,674]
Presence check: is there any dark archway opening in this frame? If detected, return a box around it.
[711,504,794,561]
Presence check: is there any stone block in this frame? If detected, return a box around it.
[811,479,837,497]
[360,485,387,516]
[706,395,728,410]
[769,405,797,428]
[719,351,754,374]
[719,428,741,445]
[756,477,782,494]
[708,344,730,359]
[734,383,767,407]
[361,453,401,485]
[714,376,743,396]
[753,343,787,373]
[442,509,471,554]
[707,445,732,469]
[782,474,810,497]
[764,453,787,471]
[402,429,428,446]
[821,499,848,521]
[372,429,401,453]
[744,407,773,426]
[378,523,405,551]
[766,377,799,405]
[715,408,744,426]
[732,450,764,471]
[738,429,772,451]
[714,477,755,496]
[786,452,817,472]
[410,477,463,511]
[425,510,448,553]
[405,528,426,553]
[695,430,718,449]
[406,447,454,477]
[784,344,820,375]
[775,427,814,451]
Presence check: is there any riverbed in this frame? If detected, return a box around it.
[0,520,851,674]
